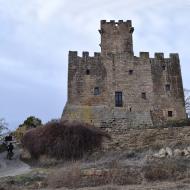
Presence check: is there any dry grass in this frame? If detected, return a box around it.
[21,120,111,160]
[47,162,82,188]
[143,158,189,182]
[47,160,142,189]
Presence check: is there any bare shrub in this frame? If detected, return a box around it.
[21,120,111,160]
[85,168,142,186]
[144,165,169,181]
[48,162,82,188]
[87,160,142,186]
[143,159,188,182]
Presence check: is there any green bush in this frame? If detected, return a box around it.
[19,116,42,128]
[13,116,42,141]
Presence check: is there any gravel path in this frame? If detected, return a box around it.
[0,144,31,178]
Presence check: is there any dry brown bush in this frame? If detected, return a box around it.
[143,159,189,182]
[144,165,169,181]
[21,120,111,160]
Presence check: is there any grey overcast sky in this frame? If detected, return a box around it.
[0,0,190,130]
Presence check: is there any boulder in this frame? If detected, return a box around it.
[159,148,167,157]
[154,148,166,158]
[182,149,189,156]
[174,149,182,157]
[165,147,173,157]
[187,146,190,153]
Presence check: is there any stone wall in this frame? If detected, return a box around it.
[62,20,186,129]
[100,20,134,55]
[150,53,186,124]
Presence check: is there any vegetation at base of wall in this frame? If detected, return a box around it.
[165,118,190,128]
[21,121,111,160]
[13,116,42,141]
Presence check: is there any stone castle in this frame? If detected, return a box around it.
[62,20,186,129]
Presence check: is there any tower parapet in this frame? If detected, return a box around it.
[170,53,179,62]
[155,53,164,59]
[69,51,78,58]
[68,51,101,59]
[138,52,180,66]
[100,20,134,55]
[139,52,149,59]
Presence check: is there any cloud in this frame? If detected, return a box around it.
[36,0,65,24]
[0,0,189,129]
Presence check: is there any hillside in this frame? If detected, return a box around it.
[1,126,190,190]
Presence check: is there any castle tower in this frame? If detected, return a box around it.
[100,20,134,55]
[62,20,186,129]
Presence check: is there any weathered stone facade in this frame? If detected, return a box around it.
[62,20,186,129]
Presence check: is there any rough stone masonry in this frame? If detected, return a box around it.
[62,20,186,130]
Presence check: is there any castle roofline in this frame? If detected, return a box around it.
[68,50,179,60]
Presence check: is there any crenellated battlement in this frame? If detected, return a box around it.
[82,51,89,57]
[69,51,101,60]
[100,20,134,54]
[169,53,179,60]
[139,52,150,59]
[101,20,132,27]
[69,51,78,57]
[94,52,101,57]
[154,53,164,59]
[69,50,180,64]
[139,52,180,64]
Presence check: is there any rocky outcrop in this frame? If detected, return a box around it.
[154,147,190,158]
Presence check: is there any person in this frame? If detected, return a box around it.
[7,143,14,160]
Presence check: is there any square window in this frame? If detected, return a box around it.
[115,91,123,107]
[141,92,146,99]
[129,70,133,75]
[162,65,166,70]
[165,84,170,91]
[94,87,100,95]
[168,111,173,117]
[86,69,90,75]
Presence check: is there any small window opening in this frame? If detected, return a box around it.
[129,70,133,75]
[129,107,132,112]
[86,69,90,75]
[168,111,173,117]
[141,92,146,99]
[162,65,166,70]
[115,91,123,107]
[165,84,170,91]
[94,87,100,95]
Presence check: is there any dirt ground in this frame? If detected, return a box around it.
[1,126,190,190]
[0,143,31,178]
